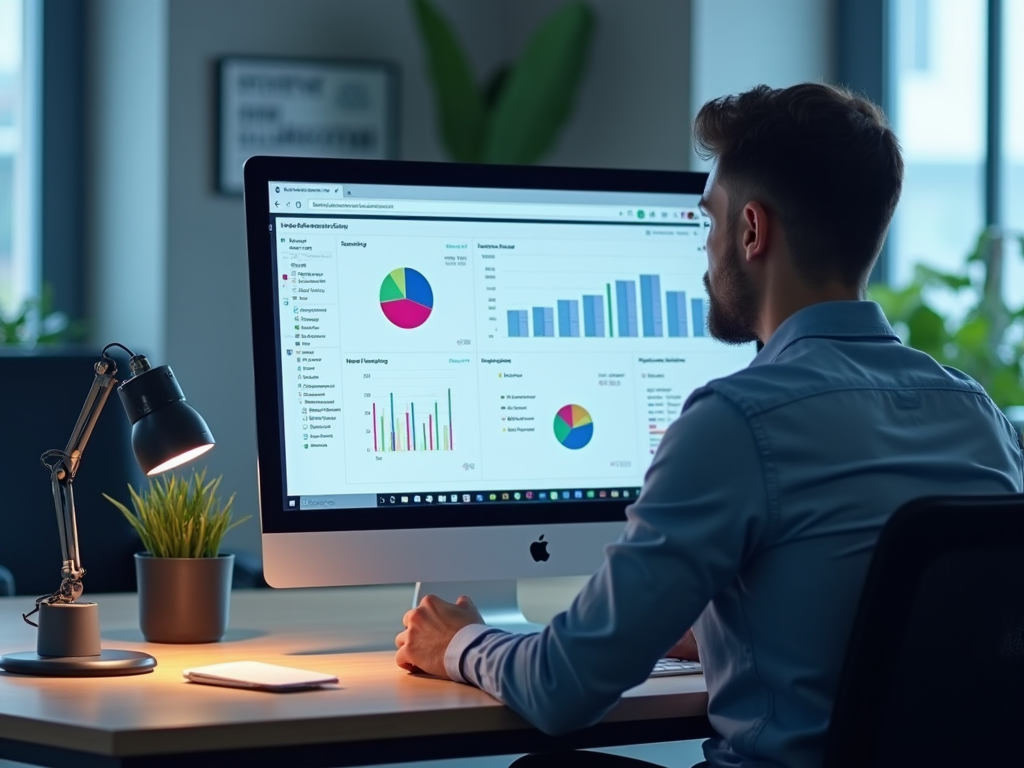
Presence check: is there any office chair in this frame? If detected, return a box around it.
[824,493,1024,768]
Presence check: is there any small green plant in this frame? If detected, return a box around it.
[413,0,594,164]
[0,284,87,345]
[869,227,1024,410]
[103,469,250,558]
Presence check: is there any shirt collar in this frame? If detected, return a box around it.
[751,300,901,366]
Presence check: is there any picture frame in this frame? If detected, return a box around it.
[217,56,399,195]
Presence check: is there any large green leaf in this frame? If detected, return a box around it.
[868,283,921,324]
[912,263,971,290]
[905,304,949,358]
[952,315,989,351]
[482,2,595,164]
[989,367,1024,410]
[412,0,486,162]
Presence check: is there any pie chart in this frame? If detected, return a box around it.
[380,267,433,329]
[554,404,594,450]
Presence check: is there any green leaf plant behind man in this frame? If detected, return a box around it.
[869,227,1024,412]
[413,0,595,164]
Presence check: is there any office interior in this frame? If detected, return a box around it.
[0,1,1022,767]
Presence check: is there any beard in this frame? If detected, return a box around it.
[703,234,761,345]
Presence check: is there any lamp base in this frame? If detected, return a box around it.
[0,649,156,676]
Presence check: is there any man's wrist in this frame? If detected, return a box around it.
[444,624,500,683]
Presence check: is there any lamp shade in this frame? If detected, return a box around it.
[117,364,215,475]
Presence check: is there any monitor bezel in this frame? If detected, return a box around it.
[243,156,709,534]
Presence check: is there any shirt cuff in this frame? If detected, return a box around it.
[444,624,502,684]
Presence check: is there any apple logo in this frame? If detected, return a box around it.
[530,535,550,562]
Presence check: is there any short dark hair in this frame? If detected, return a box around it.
[693,83,903,287]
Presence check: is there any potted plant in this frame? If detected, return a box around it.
[104,469,250,643]
[869,226,1024,435]
[0,284,87,346]
[412,0,595,165]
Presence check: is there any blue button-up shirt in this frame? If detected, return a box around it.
[445,301,1024,768]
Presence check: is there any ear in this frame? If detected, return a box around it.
[740,201,770,262]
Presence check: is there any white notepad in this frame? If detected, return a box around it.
[182,661,338,691]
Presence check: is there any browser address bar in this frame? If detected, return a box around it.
[306,199,625,219]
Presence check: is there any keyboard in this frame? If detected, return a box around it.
[650,658,702,677]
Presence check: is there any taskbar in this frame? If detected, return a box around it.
[375,486,644,506]
[285,487,643,511]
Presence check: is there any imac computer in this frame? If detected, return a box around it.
[243,157,755,631]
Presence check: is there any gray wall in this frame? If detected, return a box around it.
[690,0,836,168]
[87,0,167,359]
[87,0,832,556]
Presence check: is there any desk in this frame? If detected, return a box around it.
[0,582,711,768]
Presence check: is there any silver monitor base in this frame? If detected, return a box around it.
[413,579,544,634]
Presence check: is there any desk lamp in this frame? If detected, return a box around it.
[0,343,215,676]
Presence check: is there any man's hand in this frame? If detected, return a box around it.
[665,628,699,661]
[395,594,485,678]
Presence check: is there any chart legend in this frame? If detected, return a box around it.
[380,267,434,329]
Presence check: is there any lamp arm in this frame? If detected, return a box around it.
[38,356,120,605]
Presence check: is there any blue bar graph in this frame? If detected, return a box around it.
[666,291,689,337]
[640,275,663,337]
[507,310,529,337]
[505,273,703,340]
[532,307,546,337]
[557,300,581,337]
[532,307,555,337]
[615,281,639,337]
[582,295,605,337]
[691,297,706,337]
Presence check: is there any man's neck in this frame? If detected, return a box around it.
[759,280,862,343]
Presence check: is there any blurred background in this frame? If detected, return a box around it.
[0,0,1021,563]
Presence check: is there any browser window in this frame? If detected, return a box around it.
[267,181,753,511]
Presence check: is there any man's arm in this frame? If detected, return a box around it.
[664,628,699,661]
[397,393,768,735]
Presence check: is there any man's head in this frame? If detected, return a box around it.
[693,83,904,343]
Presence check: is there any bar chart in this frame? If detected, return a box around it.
[505,274,708,339]
[371,389,455,453]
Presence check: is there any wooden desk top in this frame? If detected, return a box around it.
[0,579,708,762]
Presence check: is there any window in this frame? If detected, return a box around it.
[887,0,987,288]
[886,0,1023,305]
[0,0,27,313]
[1002,0,1024,307]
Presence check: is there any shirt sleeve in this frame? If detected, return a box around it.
[447,391,770,736]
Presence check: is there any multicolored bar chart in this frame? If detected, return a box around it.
[371,389,454,453]
[505,273,707,339]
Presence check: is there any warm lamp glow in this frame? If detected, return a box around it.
[119,365,215,475]
[0,344,216,678]
[147,444,215,475]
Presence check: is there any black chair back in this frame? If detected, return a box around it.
[824,494,1024,768]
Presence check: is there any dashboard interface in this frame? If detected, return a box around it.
[260,178,755,519]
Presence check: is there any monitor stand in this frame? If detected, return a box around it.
[413,579,544,634]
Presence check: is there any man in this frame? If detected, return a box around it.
[395,83,1024,768]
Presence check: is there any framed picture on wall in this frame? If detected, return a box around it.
[217,56,399,194]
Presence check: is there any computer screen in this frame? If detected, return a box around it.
[244,158,755,624]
